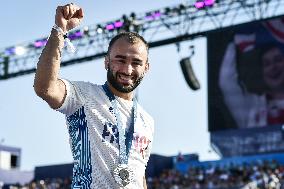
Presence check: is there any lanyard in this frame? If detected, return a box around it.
[102,83,137,164]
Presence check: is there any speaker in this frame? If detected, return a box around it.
[180,57,200,90]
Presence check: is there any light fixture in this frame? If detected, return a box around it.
[4,46,26,56]
[130,12,136,21]
[194,0,215,9]
[68,30,83,40]
[114,21,123,28]
[195,0,205,9]
[122,15,131,32]
[34,38,48,48]
[5,47,16,56]
[145,10,162,21]
[14,46,26,56]
[105,23,115,31]
[164,7,171,15]
[204,0,215,6]
[96,24,104,34]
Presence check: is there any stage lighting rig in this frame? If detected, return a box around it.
[1,0,284,80]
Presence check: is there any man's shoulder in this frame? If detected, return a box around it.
[70,80,98,88]
[69,80,102,93]
[62,80,105,101]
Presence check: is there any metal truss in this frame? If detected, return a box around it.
[0,0,283,80]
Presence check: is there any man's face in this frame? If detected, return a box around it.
[262,47,284,92]
[105,38,149,93]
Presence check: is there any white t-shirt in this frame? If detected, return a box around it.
[56,79,154,189]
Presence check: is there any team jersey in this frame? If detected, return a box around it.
[56,79,154,189]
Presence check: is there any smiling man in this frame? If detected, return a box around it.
[33,3,154,189]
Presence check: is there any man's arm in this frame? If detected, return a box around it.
[143,175,147,189]
[33,4,83,109]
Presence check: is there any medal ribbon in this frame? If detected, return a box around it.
[102,83,137,164]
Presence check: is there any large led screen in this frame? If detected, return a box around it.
[208,16,284,156]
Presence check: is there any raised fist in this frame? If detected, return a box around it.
[55,3,84,33]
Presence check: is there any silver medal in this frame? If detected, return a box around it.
[113,164,134,187]
[103,84,137,187]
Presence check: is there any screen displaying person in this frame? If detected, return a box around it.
[219,40,284,129]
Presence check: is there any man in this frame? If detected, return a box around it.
[34,3,154,189]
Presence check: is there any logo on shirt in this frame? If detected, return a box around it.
[133,133,151,159]
[102,121,119,144]
[102,121,151,159]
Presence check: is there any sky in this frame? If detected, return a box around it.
[0,0,219,170]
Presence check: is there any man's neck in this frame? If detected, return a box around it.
[107,82,134,101]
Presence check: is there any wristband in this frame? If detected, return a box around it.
[52,24,76,53]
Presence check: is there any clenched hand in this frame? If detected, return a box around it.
[55,3,84,33]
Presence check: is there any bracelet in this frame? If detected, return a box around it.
[52,24,76,53]
[52,24,68,38]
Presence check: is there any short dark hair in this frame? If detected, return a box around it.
[107,32,149,55]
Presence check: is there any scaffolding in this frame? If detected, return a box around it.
[0,0,283,80]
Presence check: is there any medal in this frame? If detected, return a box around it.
[113,164,134,187]
[102,83,137,187]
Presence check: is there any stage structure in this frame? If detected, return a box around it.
[0,0,283,80]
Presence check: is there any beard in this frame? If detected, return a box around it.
[107,66,144,93]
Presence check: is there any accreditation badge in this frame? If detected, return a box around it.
[113,164,134,187]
